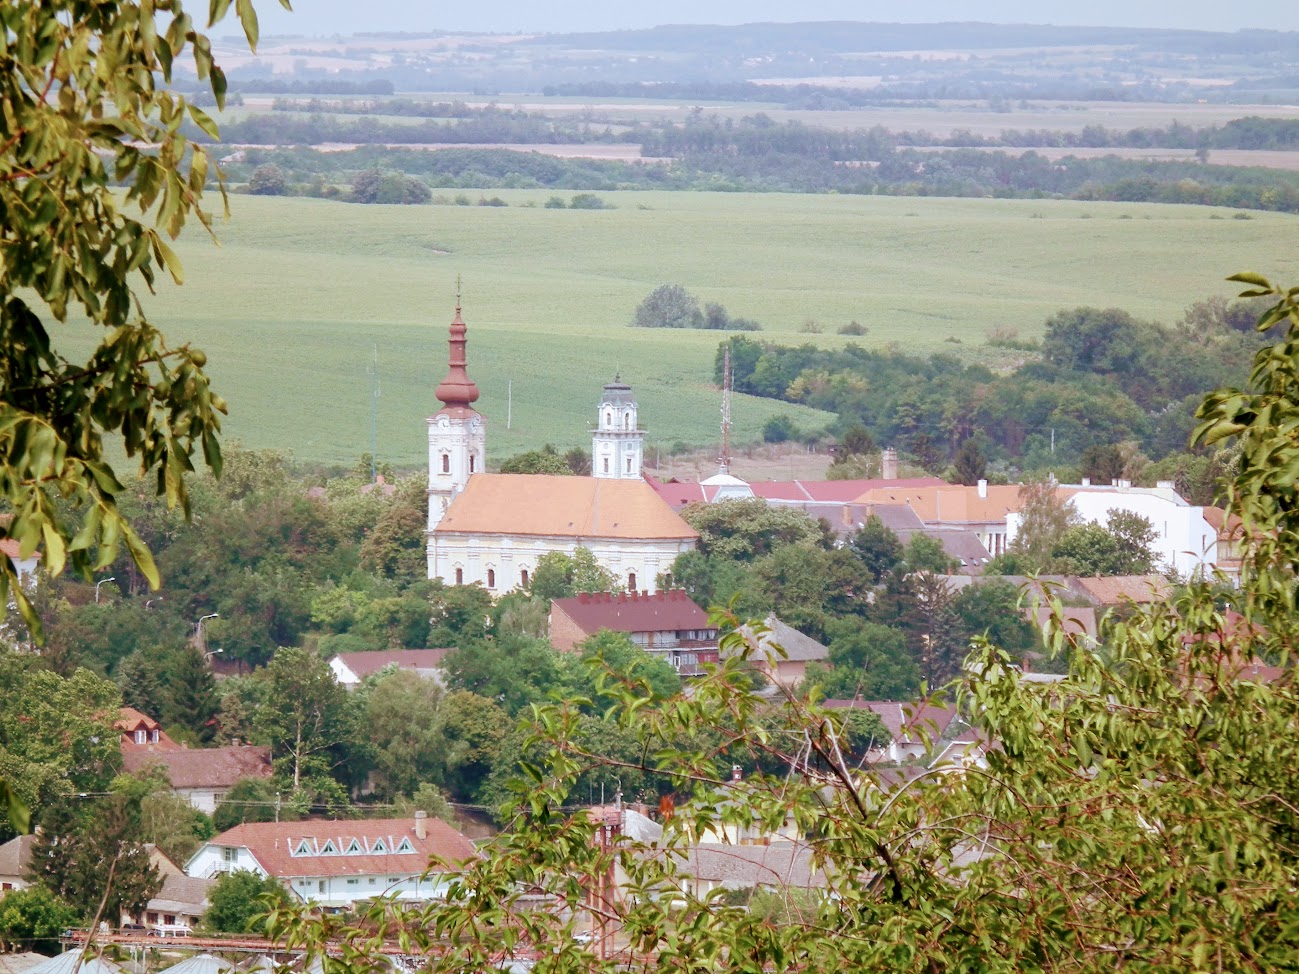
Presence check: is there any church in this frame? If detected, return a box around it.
[425,304,698,594]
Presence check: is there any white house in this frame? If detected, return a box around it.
[1006,481,1226,579]
[328,649,450,689]
[185,812,477,910]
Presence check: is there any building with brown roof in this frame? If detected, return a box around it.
[728,615,829,688]
[0,834,36,894]
[431,474,698,596]
[855,482,1022,558]
[116,707,181,751]
[185,812,477,910]
[123,743,272,815]
[549,590,718,674]
[328,649,452,689]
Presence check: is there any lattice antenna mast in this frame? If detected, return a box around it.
[718,345,732,476]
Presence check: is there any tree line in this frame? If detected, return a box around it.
[716,294,1271,482]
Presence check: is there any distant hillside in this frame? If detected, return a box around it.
[523,21,1299,56]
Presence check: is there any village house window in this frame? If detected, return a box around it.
[441,454,450,473]
[318,881,326,893]
[222,847,237,863]
[147,913,158,924]
[346,878,358,885]
[455,568,463,585]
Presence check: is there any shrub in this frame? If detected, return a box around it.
[838,320,868,336]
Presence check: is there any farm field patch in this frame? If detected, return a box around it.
[115,191,1296,466]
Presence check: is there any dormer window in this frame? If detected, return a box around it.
[370,839,388,854]
[134,729,146,745]
[395,838,415,854]
[318,840,338,855]
[344,839,364,855]
[294,839,313,857]
[150,729,159,743]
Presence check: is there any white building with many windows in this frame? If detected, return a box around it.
[185,813,477,910]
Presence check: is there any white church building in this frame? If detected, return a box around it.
[425,304,698,594]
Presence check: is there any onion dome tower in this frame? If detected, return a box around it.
[427,298,486,554]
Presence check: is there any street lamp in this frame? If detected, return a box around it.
[145,597,163,609]
[196,612,218,652]
[203,648,224,662]
[95,577,116,604]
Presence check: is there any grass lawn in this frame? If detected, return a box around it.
[111,189,1296,468]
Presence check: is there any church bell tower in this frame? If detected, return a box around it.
[592,374,645,479]
[427,299,485,572]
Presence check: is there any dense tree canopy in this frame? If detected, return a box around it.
[0,0,275,635]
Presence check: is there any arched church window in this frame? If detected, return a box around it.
[441,454,450,474]
[628,572,638,592]
[487,568,496,588]
[455,568,463,585]
[469,454,476,473]
[625,456,633,473]
[602,458,609,474]
[624,412,632,430]
[521,568,530,587]
[605,410,612,426]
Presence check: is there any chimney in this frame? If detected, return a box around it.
[415,810,428,839]
[977,479,987,499]
[1081,477,1091,487]
[881,447,898,481]
[1156,480,1175,490]
[731,765,742,783]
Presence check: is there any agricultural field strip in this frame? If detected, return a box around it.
[115,191,1295,465]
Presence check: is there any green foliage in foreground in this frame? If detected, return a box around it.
[266,275,1299,971]
[203,869,291,934]
[0,0,275,635]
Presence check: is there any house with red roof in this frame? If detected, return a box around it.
[116,707,181,751]
[550,589,718,675]
[119,708,273,814]
[185,812,477,910]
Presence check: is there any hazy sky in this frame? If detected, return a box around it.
[249,1,1299,38]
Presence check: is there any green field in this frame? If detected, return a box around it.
[117,190,1297,468]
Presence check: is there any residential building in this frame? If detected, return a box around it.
[824,700,960,764]
[0,834,35,893]
[185,812,477,910]
[549,590,717,673]
[116,707,180,751]
[728,615,828,687]
[855,481,1022,558]
[122,739,273,815]
[125,847,214,936]
[328,649,451,690]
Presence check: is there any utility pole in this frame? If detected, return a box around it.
[368,344,380,482]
